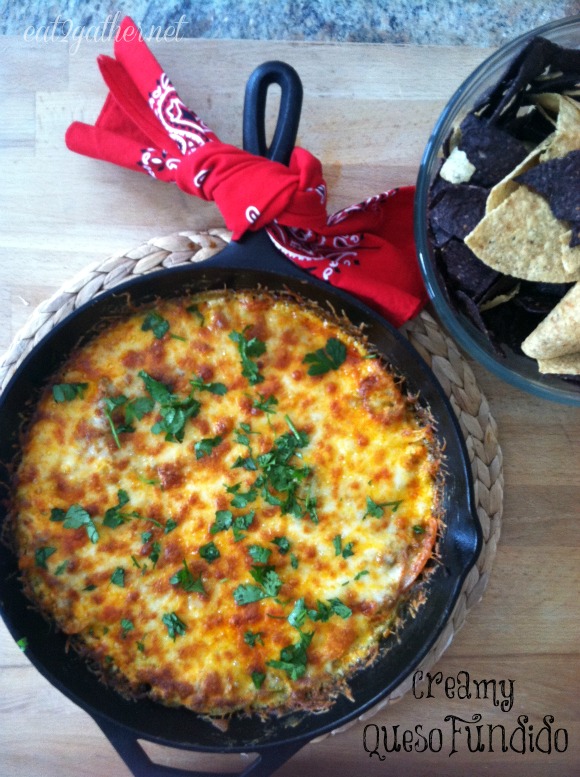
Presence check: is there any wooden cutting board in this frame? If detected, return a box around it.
[0,33,579,777]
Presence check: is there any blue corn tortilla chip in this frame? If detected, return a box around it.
[458,114,528,187]
[515,149,580,246]
[440,238,499,299]
[429,183,488,242]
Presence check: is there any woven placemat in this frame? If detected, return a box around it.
[0,229,503,736]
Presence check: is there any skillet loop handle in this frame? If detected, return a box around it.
[242,60,303,165]
[95,715,305,777]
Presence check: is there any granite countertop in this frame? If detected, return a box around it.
[1,0,578,45]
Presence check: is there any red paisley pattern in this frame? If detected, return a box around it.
[65,16,426,327]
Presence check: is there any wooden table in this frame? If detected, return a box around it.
[1,33,578,777]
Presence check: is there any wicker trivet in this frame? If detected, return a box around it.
[0,229,503,735]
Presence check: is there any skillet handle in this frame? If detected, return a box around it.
[95,715,305,777]
[242,60,303,164]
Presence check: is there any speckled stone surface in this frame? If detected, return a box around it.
[1,0,579,46]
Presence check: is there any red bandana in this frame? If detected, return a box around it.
[65,16,427,327]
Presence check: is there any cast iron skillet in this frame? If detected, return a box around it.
[0,61,482,776]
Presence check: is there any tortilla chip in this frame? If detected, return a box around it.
[485,136,553,213]
[465,186,580,283]
[521,282,580,359]
[537,352,580,375]
[440,147,476,184]
[539,95,580,161]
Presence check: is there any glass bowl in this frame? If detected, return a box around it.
[414,16,580,405]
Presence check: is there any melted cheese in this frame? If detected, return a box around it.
[12,290,440,716]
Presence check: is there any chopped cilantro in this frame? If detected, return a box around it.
[161,612,187,640]
[142,311,170,338]
[61,504,99,543]
[232,511,255,542]
[103,489,140,528]
[233,584,266,605]
[120,619,134,638]
[244,630,264,647]
[413,525,426,535]
[251,671,266,689]
[227,483,258,508]
[190,376,227,395]
[110,567,125,587]
[333,534,354,559]
[52,382,88,403]
[194,435,223,460]
[138,370,201,443]
[272,536,290,555]
[248,545,271,564]
[302,337,347,376]
[16,637,28,651]
[169,559,205,593]
[103,394,155,448]
[252,392,278,415]
[234,567,282,605]
[199,541,220,563]
[362,496,403,519]
[210,510,233,534]
[328,598,352,619]
[229,328,266,385]
[267,630,313,680]
[34,546,56,569]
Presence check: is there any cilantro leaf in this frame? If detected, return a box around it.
[229,329,266,385]
[52,382,88,403]
[62,504,99,543]
[328,598,352,619]
[103,489,140,528]
[161,611,187,640]
[227,484,258,508]
[287,597,309,629]
[210,510,233,534]
[303,337,347,376]
[333,534,354,559]
[232,511,255,542]
[235,566,282,605]
[267,630,313,680]
[194,435,223,460]
[272,536,290,554]
[199,541,220,563]
[362,496,403,519]
[233,584,267,605]
[139,370,201,443]
[251,671,266,689]
[142,311,170,339]
[248,545,272,564]
[120,618,134,638]
[34,546,56,569]
[190,376,228,396]
[244,630,264,647]
[253,393,278,415]
[169,559,205,593]
[110,567,125,587]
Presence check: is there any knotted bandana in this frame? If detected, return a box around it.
[65,16,427,327]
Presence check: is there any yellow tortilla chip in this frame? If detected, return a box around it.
[521,282,580,359]
[560,231,580,276]
[537,352,580,375]
[539,95,580,161]
[485,137,553,213]
[465,187,580,283]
